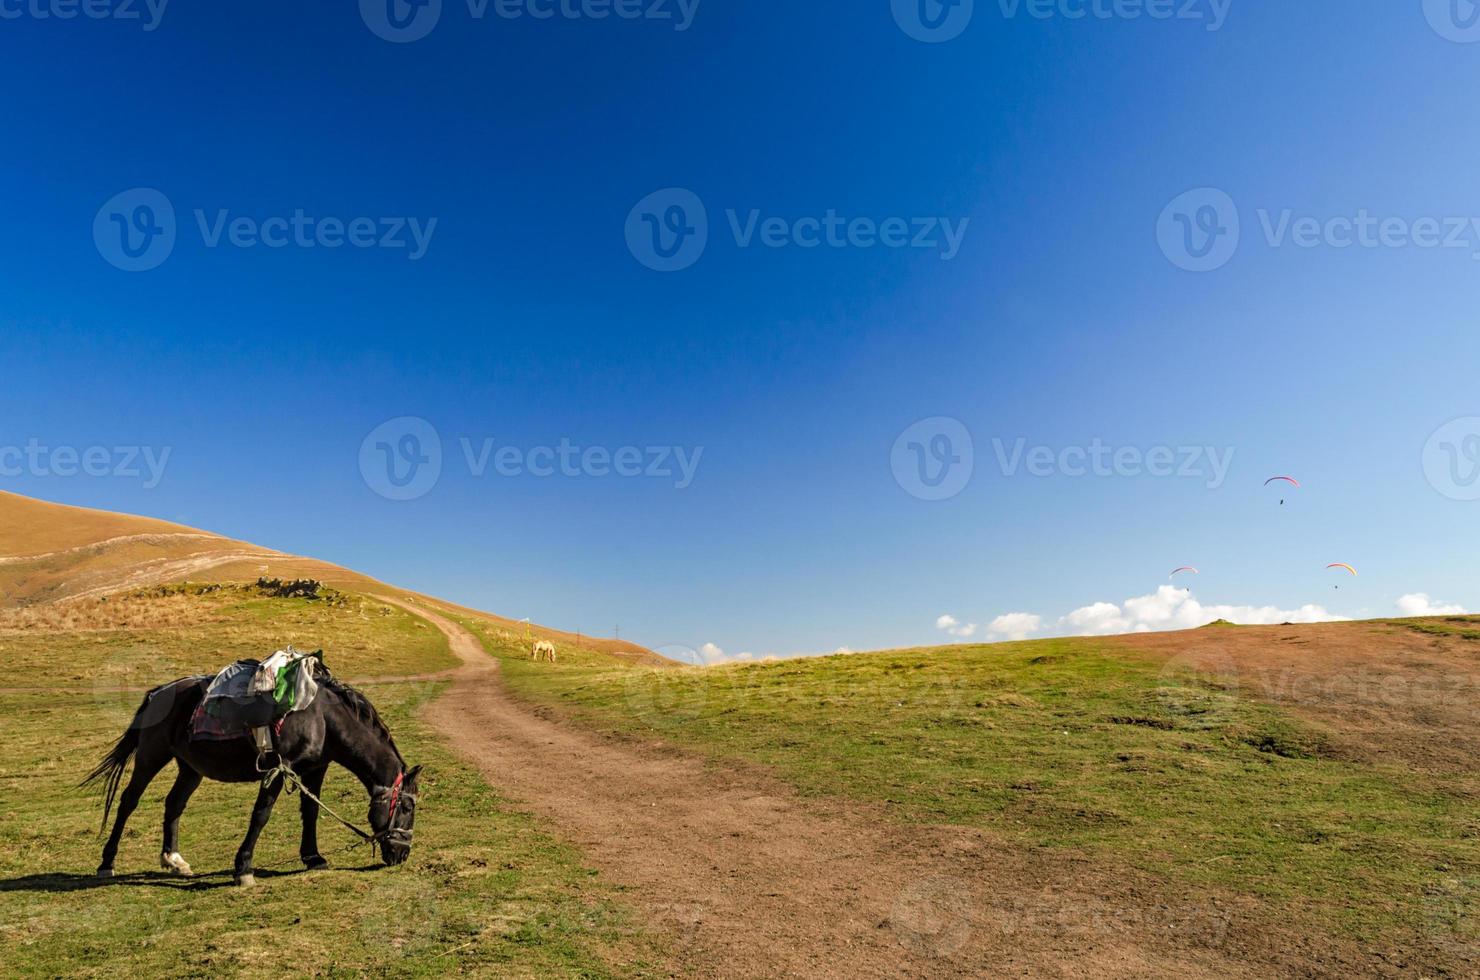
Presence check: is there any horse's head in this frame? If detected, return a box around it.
[372,764,422,865]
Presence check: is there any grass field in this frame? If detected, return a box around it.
[0,586,659,978]
[6,558,1478,973]
[0,583,458,686]
[469,621,1479,959]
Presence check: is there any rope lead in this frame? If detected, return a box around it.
[259,761,378,844]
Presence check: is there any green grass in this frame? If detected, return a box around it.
[0,587,458,688]
[1381,615,1480,642]
[472,627,1479,950]
[0,590,658,978]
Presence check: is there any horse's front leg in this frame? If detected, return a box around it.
[234,775,284,887]
[298,766,330,870]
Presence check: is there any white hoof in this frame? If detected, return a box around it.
[160,852,193,876]
[235,873,256,888]
[96,867,114,879]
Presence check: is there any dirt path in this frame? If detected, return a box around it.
[395,599,1388,979]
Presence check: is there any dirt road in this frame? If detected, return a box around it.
[396,599,1385,978]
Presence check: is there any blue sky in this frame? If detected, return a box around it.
[3,1,1479,659]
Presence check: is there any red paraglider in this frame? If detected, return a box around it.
[1266,475,1300,505]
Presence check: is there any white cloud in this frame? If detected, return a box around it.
[697,642,754,665]
[935,613,978,638]
[1058,585,1344,636]
[1397,593,1467,617]
[1061,601,1132,634]
[986,612,1043,641]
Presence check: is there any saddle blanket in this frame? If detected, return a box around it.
[189,646,322,742]
[189,702,285,742]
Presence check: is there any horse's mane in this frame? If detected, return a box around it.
[320,674,404,763]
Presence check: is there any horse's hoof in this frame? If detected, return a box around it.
[303,856,329,871]
[235,874,256,888]
[96,867,114,879]
[160,852,193,876]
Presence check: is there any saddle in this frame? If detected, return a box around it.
[190,647,324,755]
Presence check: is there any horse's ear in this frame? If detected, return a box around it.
[407,765,423,783]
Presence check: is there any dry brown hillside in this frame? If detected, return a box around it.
[0,490,668,665]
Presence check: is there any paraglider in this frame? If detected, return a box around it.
[1326,562,1357,589]
[1170,566,1198,592]
[1265,475,1300,505]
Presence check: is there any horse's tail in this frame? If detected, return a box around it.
[80,689,155,833]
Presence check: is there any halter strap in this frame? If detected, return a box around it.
[259,762,411,847]
[385,770,405,820]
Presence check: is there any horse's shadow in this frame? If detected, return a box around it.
[0,864,382,894]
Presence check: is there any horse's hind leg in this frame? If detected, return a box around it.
[159,765,202,875]
[297,766,330,870]
[233,775,284,887]
[97,746,171,877]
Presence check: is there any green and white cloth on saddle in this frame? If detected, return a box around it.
[201,646,323,753]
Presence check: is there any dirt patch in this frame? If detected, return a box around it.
[398,599,1405,978]
[1105,621,1480,779]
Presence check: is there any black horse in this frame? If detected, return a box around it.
[84,672,422,886]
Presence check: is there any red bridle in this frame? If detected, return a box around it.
[386,770,405,821]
